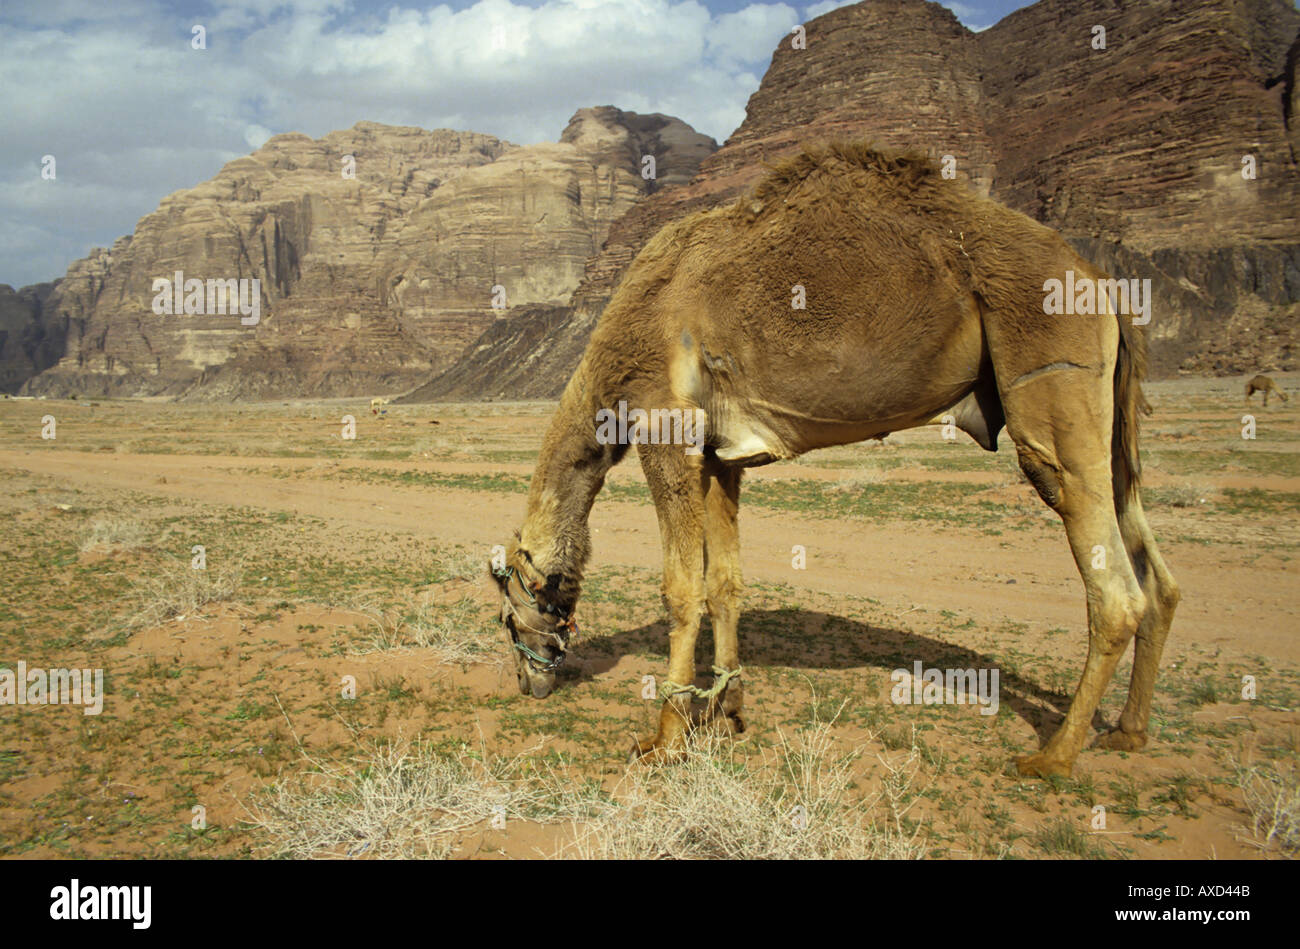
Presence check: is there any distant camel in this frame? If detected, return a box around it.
[491,143,1179,779]
[1245,374,1287,407]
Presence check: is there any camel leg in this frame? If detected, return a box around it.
[1002,372,1148,778]
[1095,493,1180,750]
[629,443,707,763]
[701,461,745,735]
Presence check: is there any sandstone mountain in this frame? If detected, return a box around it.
[12,108,716,398]
[0,282,60,392]
[12,0,1299,401]
[408,0,1300,400]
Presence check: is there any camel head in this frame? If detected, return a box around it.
[490,536,579,698]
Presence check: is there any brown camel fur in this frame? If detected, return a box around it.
[492,142,1180,779]
[1245,374,1287,407]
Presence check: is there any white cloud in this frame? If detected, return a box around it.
[1,0,801,287]
[940,2,994,31]
[802,0,855,21]
[709,4,798,69]
[243,124,274,151]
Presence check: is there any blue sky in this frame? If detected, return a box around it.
[0,0,1031,287]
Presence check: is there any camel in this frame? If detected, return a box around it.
[1245,374,1287,407]
[491,143,1180,778]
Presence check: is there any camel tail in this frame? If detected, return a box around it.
[1113,313,1151,503]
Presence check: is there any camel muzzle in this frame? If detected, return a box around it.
[501,608,567,699]
[494,562,577,697]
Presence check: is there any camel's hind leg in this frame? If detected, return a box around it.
[1095,492,1180,750]
[1001,369,1148,778]
[629,442,708,763]
[700,460,745,735]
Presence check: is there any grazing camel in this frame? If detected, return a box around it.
[1245,374,1287,407]
[492,143,1179,778]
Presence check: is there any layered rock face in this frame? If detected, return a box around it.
[411,0,1299,400]
[20,108,716,398]
[978,0,1300,370]
[0,281,61,391]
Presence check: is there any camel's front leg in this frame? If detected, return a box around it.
[628,544,706,763]
[629,444,707,763]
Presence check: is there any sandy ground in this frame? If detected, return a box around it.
[0,373,1297,859]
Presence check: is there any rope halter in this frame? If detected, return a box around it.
[493,563,578,673]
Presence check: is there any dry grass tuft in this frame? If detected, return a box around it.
[348,598,498,665]
[828,468,887,492]
[79,516,149,553]
[435,548,486,582]
[561,713,927,859]
[1231,756,1300,856]
[244,706,930,860]
[122,553,242,633]
[1161,481,1214,509]
[246,737,598,859]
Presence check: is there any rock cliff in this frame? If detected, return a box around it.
[407,0,1300,400]
[18,109,716,398]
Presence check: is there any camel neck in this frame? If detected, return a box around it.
[518,365,626,588]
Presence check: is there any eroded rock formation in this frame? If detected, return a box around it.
[18,109,716,398]
[408,0,1300,400]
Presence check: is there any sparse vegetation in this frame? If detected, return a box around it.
[1232,756,1300,855]
[121,553,243,634]
[1,386,1297,859]
[247,739,597,859]
[564,717,927,860]
[78,516,149,553]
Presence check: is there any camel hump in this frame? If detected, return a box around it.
[1249,374,1287,401]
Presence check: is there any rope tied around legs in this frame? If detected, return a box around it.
[660,665,743,703]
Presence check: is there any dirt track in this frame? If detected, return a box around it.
[2,446,1295,664]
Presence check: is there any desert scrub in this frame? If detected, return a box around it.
[79,517,150,553]
[562,717,927,859]
[1232,756,1300,855]
[121,553,242,633]
[350,598,497,665]
[246,739,598,859]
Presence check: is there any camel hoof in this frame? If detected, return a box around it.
[1093,728,1147,752]
[627,736,687,766]
[700,707,746,737]
[1014,752,1073,779]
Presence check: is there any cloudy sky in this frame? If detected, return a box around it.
[0,0,1031,288]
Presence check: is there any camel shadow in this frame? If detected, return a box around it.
[561,607,1106,743]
